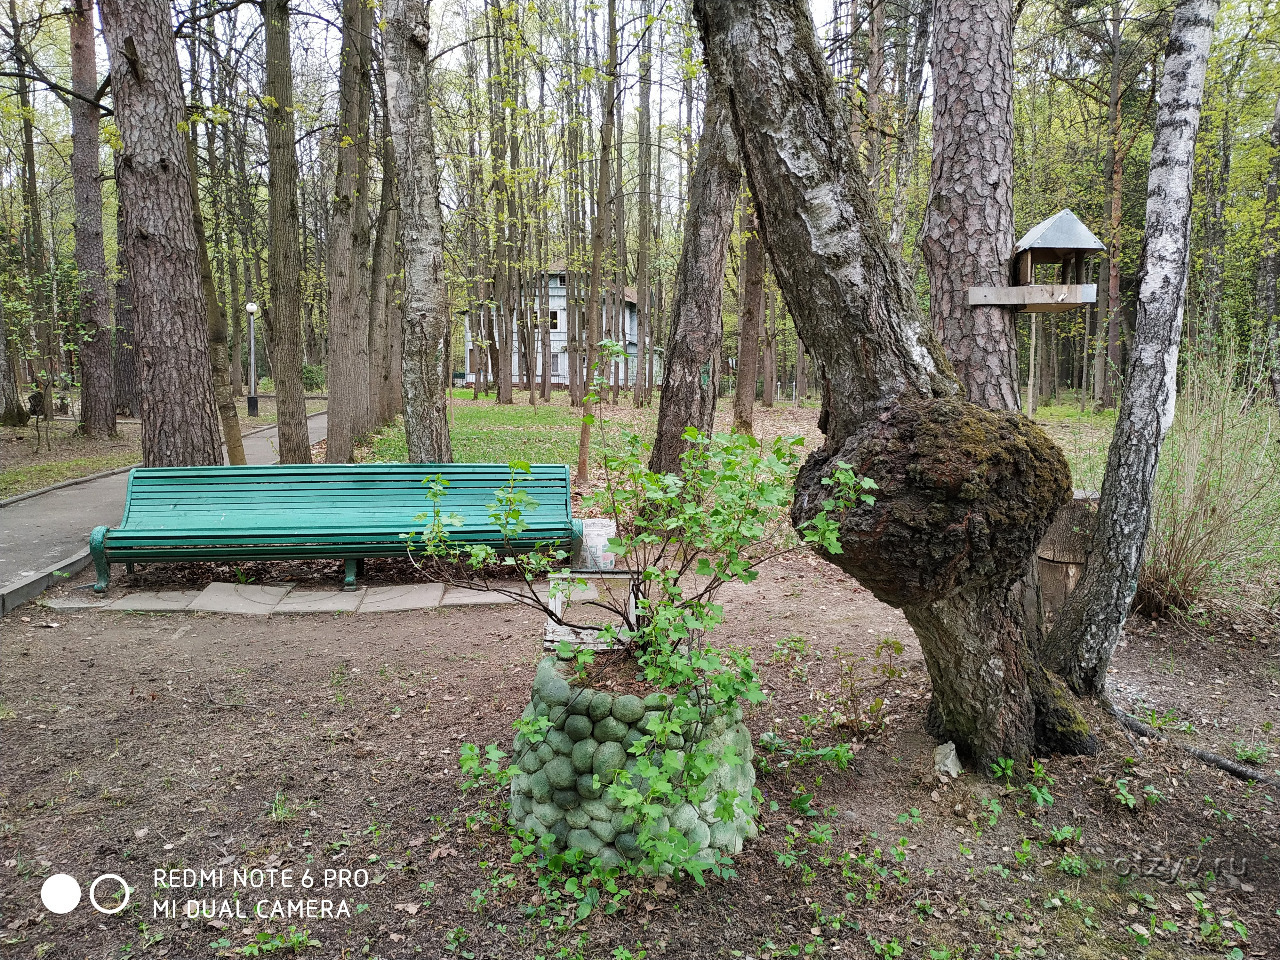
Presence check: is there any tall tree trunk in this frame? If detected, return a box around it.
[111,189,140,418]
[369,87,397,430]
[1262,94,1280,409]
[649,84,741,474]
[888,3,931,250]
[262,0,313,463]
[1044,0,1220,697]
[697,0,1091,765]
[186,134,246,465]
[97,0,221,466]
[11,0,53,394]
[762,289,777,407]
[386,0,453,462]
[575,0,617,482]
[922,0,1018,412]
[633,5,651,409]
[1,295,27,426]
[795,338,808,403]
[327,0,375,459]
[733,203,763,436]
[70,0,114,438]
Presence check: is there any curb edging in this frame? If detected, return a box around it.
[0,548,94,618]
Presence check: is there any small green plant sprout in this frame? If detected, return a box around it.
[1057,852,1087,876]
[1044,823,1081,845]
[1114,778,1138,810]
[233,927,320,956]
[979,796,1002,826]
[990,757,1015,783]
[896,807,922,827]
[1233,740,1268,764]
[1142,783,1164,806]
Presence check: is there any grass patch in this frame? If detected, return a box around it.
[0,452,141,498]
[1033,399,1117,493]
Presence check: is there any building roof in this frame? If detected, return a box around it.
[542,260,638,305]
[1015,209,1104,254]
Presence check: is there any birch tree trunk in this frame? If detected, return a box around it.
[261,0,313,463]
[648,84,741,474]
[922,0,1019,412]
[70,0,114,438]
[1263,94,1280,409]
[732,203,763,436]
[1044,0,1220,697]
[98,0,222,466]
[386,0,453,463]
[696,0,1091,764]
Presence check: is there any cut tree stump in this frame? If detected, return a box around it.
[1038,491,1098,618]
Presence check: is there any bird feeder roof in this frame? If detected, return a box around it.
[1014,209,1104,255]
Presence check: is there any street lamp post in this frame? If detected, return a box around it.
[246,302,259,417]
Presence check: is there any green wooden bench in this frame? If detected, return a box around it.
[89,463,582,593]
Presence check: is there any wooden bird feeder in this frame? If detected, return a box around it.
[968,209,1104,313]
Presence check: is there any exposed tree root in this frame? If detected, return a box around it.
[1103,698,1280,788]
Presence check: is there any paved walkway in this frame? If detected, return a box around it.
[0,412,327,592]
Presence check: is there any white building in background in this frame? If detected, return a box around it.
[460,266,661,388]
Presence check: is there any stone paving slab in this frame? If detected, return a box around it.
[273,589,366,614]
[187,583,292,615]
[441,587,515,606]
[43,595,112,611]
[359,584,445,613]
[107,590,203,612]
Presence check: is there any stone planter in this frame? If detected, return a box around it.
[509,655,757,868]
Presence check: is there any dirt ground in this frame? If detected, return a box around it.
[2,553,1277,960]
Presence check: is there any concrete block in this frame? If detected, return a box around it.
[359,583,444,613]
[187,582,291,615]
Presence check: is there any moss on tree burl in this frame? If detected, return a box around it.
[793,397,1072,608]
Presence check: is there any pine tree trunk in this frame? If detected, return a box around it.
[648,83,741,474]
[262,0,313,464]
[327,0,375,459]
[922,0,1019,412]
[1,294,27,426]
[70,0,115,438]
[111,188,140,418]
[733,203,763,435]
[386,0,453,463]
[98,0,222,466]
[697,0,1089,765]
[1044,0,1220,697]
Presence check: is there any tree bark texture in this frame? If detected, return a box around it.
[326,0,375,461]
[648,84,741,474]
[733,203,764,436]
[261,0,313,463]
[369,88,398,430]
[111,186,140,417]
[1044,0,1220,697]
[185,134,246,466]
[98,0,222,466]
[922,0,1019,412]
[1,295,27,426]
[70,0,115,438]
[697,0,1086,764]
[386,0,453,463]
[1263,94,1280,409]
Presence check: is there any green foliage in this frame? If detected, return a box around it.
[300,365,326,391]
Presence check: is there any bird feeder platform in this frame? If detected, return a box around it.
[967,209,1104,313]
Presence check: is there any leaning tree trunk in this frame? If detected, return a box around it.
[695,0,1091,765]
[70,0,114,439]
[261,0,313,463]
[1044,0,1220,697]
[922,0,1019,412]
[385,0,453,463]
[732,202,764,436]
[648,83,741,474]
[98,0,221,466]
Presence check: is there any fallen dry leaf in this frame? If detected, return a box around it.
[393,903,420,916]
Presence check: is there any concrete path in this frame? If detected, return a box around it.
[0,412,327,592]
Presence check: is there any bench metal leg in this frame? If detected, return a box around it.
[90,526,111,593]
[344,558,359,591]
[125,562,135,574]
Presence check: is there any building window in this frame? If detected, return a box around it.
[551,353,561,375]
[549,310,559,330]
